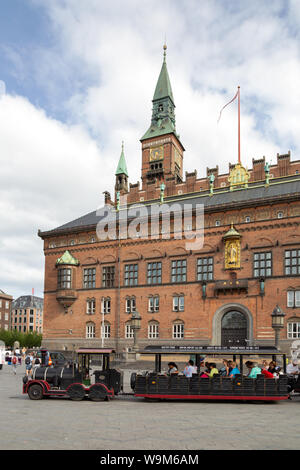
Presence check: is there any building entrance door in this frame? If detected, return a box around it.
[221,310,247,347]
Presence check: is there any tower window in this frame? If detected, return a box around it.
[158,104,163,112]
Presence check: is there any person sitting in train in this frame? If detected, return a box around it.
[286,359,299,378]
[218,359,229,376]
[245,361,261,378]
[259,360,275,378]
[268,360,281,375]
[227,361,240,378]
[208,362,219,378]
[167,362,179,375]
[183,360,196,378]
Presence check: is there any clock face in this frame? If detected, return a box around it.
[150,146,164,162]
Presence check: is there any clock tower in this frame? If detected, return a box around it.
[140,45,184,188]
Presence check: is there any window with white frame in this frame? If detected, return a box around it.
[173,295,184,312]
[148,295,159,312]
[148,322,159,339]
[125,323,134,339]
[86,298,96,315]
[101,297,111,314]
[86,322,95,338]
[287,321,300,339]
[173,322,184,339]
[287,291,300,308]
[125,297,136,313]
[101,321,111,338]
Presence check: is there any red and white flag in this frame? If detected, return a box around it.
[217,86,241,163]
[217,88,239,123]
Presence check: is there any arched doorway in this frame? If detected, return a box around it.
[221,310,247,347]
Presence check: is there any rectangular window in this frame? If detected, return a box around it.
[86,299,96,315]
[173,295,184,312]
[125,324,134,339]
[147,262,162,285]
[285,249,300,276]
[171,259,187,283]
[173,323,184,339]
[148,296,159,312]
[102,266,115,288]
[58,268,72,289]
[253,252,272,278]
[124,264,138,286]
[83,268,96,288]
[287,291,300,308]
[148,323,159,339]
[197,257,214,281]
[287,322,300,339]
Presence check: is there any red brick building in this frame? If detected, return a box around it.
[39,47,300,355]
[0,290,13,331]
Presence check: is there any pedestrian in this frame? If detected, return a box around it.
[25,352,33,378]
[11,352,18,375]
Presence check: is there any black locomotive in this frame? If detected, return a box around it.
[23,348,122,401]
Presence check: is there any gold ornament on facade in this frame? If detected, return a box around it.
[228,162,250,191]
[223,223,242,269]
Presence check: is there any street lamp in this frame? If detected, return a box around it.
[131,310,142,352]
[271,305,286,349]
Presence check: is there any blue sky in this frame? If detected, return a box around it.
[0,0,300,299]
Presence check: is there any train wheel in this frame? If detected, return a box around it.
[68,384,86,401]
[89,384,107,401]
[28,384,43,400]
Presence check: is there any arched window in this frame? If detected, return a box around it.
[126,296,136,313]
[125,321,134,339]
[101,321,111,339]
[86,298,96,315]
[86,322,95,339]
[101,297,111,314]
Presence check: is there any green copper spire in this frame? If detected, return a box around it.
[141,44,178,141]
[115,141,128,177]
[153,44,174,103]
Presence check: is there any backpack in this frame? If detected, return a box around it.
[25,356,31,365]
[12,356,17,364]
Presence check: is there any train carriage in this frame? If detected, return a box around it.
[131,345,290,402]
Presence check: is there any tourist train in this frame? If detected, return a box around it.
[22,346,300,402]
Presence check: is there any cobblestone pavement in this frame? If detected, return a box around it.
[0,364,299,450]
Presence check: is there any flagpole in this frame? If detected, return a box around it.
[238,86,241,164]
